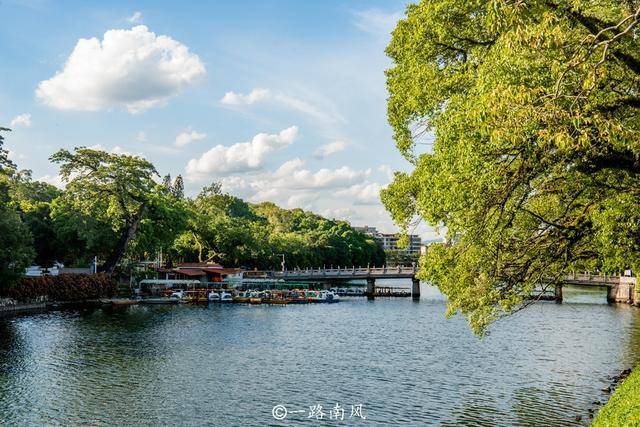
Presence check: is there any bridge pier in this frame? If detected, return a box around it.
[366,278,375,300]
[412,278,420,301]
[607,279,636,304]
[554,284,563,303]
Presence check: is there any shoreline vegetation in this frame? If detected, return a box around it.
[0,131,387,295]
[593,366,640,425]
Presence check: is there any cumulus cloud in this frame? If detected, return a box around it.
[175,129,206,148]
[86,144,141,157]
[36,25,206,113]
[336,182,383,205]
[127,11,143,24]
[220,158,369,204]
[267,158,369,190]
[352,9,402,36]
[38,174,66,189]
[321,207,362,222]
[313,140,347,158]
[220,88,340,123]
[186,126,298,180]
[220,88,270,106]
[10,113,31,128]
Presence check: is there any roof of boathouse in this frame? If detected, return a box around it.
[176,262,223,269]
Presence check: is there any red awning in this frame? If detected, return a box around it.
[203,268,241,275]
[173,268,205,276]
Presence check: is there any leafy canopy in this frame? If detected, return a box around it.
[382,0,640,333]
[50,148,186,273]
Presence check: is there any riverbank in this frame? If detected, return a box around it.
[593,365,640,425]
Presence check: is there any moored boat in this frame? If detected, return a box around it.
[233,291,250,303]
[249,291,263,304]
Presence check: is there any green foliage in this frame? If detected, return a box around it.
[172,187,385,269]
[383,1,640,333]
[0,177,34,287]
[0,127,15,172]
[1,138,382,282]
[593,366,640,426]
[49,148,186,272]
[7,170,63,266]
[0,128,34,288]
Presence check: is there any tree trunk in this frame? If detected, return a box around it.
[102,204,146,275]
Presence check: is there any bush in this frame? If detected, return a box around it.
[593,366,640,426]
[1,273,117,302]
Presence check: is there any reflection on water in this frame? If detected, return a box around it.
[1,283,639,426]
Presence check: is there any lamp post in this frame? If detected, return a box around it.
[276,253,285,272]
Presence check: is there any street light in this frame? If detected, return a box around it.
[276,253,285,272]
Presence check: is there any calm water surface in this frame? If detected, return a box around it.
[1,283,639,426]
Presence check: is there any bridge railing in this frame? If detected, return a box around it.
[270,265,417,278]
[564,271,621,285]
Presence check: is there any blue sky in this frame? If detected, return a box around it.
[1,0,435,237]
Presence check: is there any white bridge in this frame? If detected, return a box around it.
[272,265,418,281]
[259,265,421,300]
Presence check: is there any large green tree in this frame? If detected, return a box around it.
[0,128,34,286]
[50,148,186,273]
[8,170,63,266]
[382,1,640,333]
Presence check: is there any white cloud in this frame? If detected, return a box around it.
[175,129,206,148]
[321,207,361,221]
[352,9,402,37]
[127,11,143,24]
[378,164,394,181]
[186,126,298,180]
[220,88,270,106]
[336,182,383,205]
[36,25,206,113]
[38,174,66,189]
[267,158,369,190]
[220,88,340,123]
[10,113,31,128]
[136,131,148,142]
[313,140,346,158]
[7,150,26,161]
[220,158,369,204]
[86,144,140,157]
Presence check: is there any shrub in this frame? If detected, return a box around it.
[1,273,116,302]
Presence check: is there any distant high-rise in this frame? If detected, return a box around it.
[354,226,421,254]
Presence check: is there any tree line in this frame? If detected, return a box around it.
[382,0,640,333]
[0,129,385,286]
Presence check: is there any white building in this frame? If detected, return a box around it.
[354,226,422,254]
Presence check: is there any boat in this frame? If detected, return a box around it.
[208,291,221,302]
[233,291,250,303]
[325,291,340,303]
[288,290,309,304]
[249,291,263,304]
[264,290,291,304]
[183,290,209,303]
[220,291,233,302]
[304,290,323,303]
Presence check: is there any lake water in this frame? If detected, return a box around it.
[1,282,639,426]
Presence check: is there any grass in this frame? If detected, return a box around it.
[592,366,640,426]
